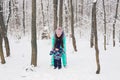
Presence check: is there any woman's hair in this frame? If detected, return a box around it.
[54,31,64,49]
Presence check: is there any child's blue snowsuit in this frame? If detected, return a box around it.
[50,48,64,60]
[50,48,64,68]
[51,35,67,67]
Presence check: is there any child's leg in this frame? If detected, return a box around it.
[54,59,57,68]
[58,59,62,69]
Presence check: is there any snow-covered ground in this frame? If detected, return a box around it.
[0,36,120,80]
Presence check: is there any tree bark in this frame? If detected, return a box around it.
[64,1,69,36]
[6,0,11,31]
[102,0,107,50]
[0,1,6,64]
[90,1,95,48]
[31,0,37,67]
[70,0,77,52]
[59,0,63,27]
[53,0,58,30]
[119,30,120,43]
[92,2,100,74]
[90,23,94,48]
[113,0,119,47]
[0,1,10,57]
[41,0,45,27]
[75,0,78,25]
[0,33,6,64]
[23,0,25,35]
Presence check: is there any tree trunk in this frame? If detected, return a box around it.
[6,0,11,31]
[23,0,25,35]
[53,0,58,30]
[0,33,6,64]
[31,0,37,67]
[80,0,83,18]
[90,23,94,48]
[119,30,120,43]
[113,0,119,47]
[5,0,11,57]
[0,1,6,64]
[79,0,83,37]
[14,0,21,29]
[75,0,77,25]
[90,1,95,48]
[59,0,63,27]
[41,0,45,27]
[64,1,69,36]
[102,0,107,50]
[92,2,100,74]
[70,0,77,52]
[47,0,50,28]
[0,1,10,57]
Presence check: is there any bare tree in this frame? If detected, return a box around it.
[59,0,63,27]
[41,0,45,27]
[102,0,107,50]
[119,30,120,43]
[64,0,69,35]
[23,0,25,35]
[75,0,78,25]
[0,1,6,64]
[0,33,5,64]
[47,0,50,28]
[53,0,58,30]
[79,0,83,37]
[31,0,37,67]
[13,0,21,29]
[90,0,94,48]
[70,0,77,52]
[113,0,119,47]
[0,0,10,57]
[4,0,11,57]
[6,0,11,31]
[90,20,94,48]
[92,1,100,74]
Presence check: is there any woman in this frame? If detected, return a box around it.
[51,27,67,69]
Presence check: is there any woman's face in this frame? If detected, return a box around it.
[56,33,62,37]
[56,27,62,37]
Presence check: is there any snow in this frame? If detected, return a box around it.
[0,36,120,80]
[93,0,97,3]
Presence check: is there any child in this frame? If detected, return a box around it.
[50,48,64,69]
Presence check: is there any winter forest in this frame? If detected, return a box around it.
[0,0,120,80]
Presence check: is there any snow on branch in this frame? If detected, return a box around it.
[93,0,97,3]
[0,6,18,13]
